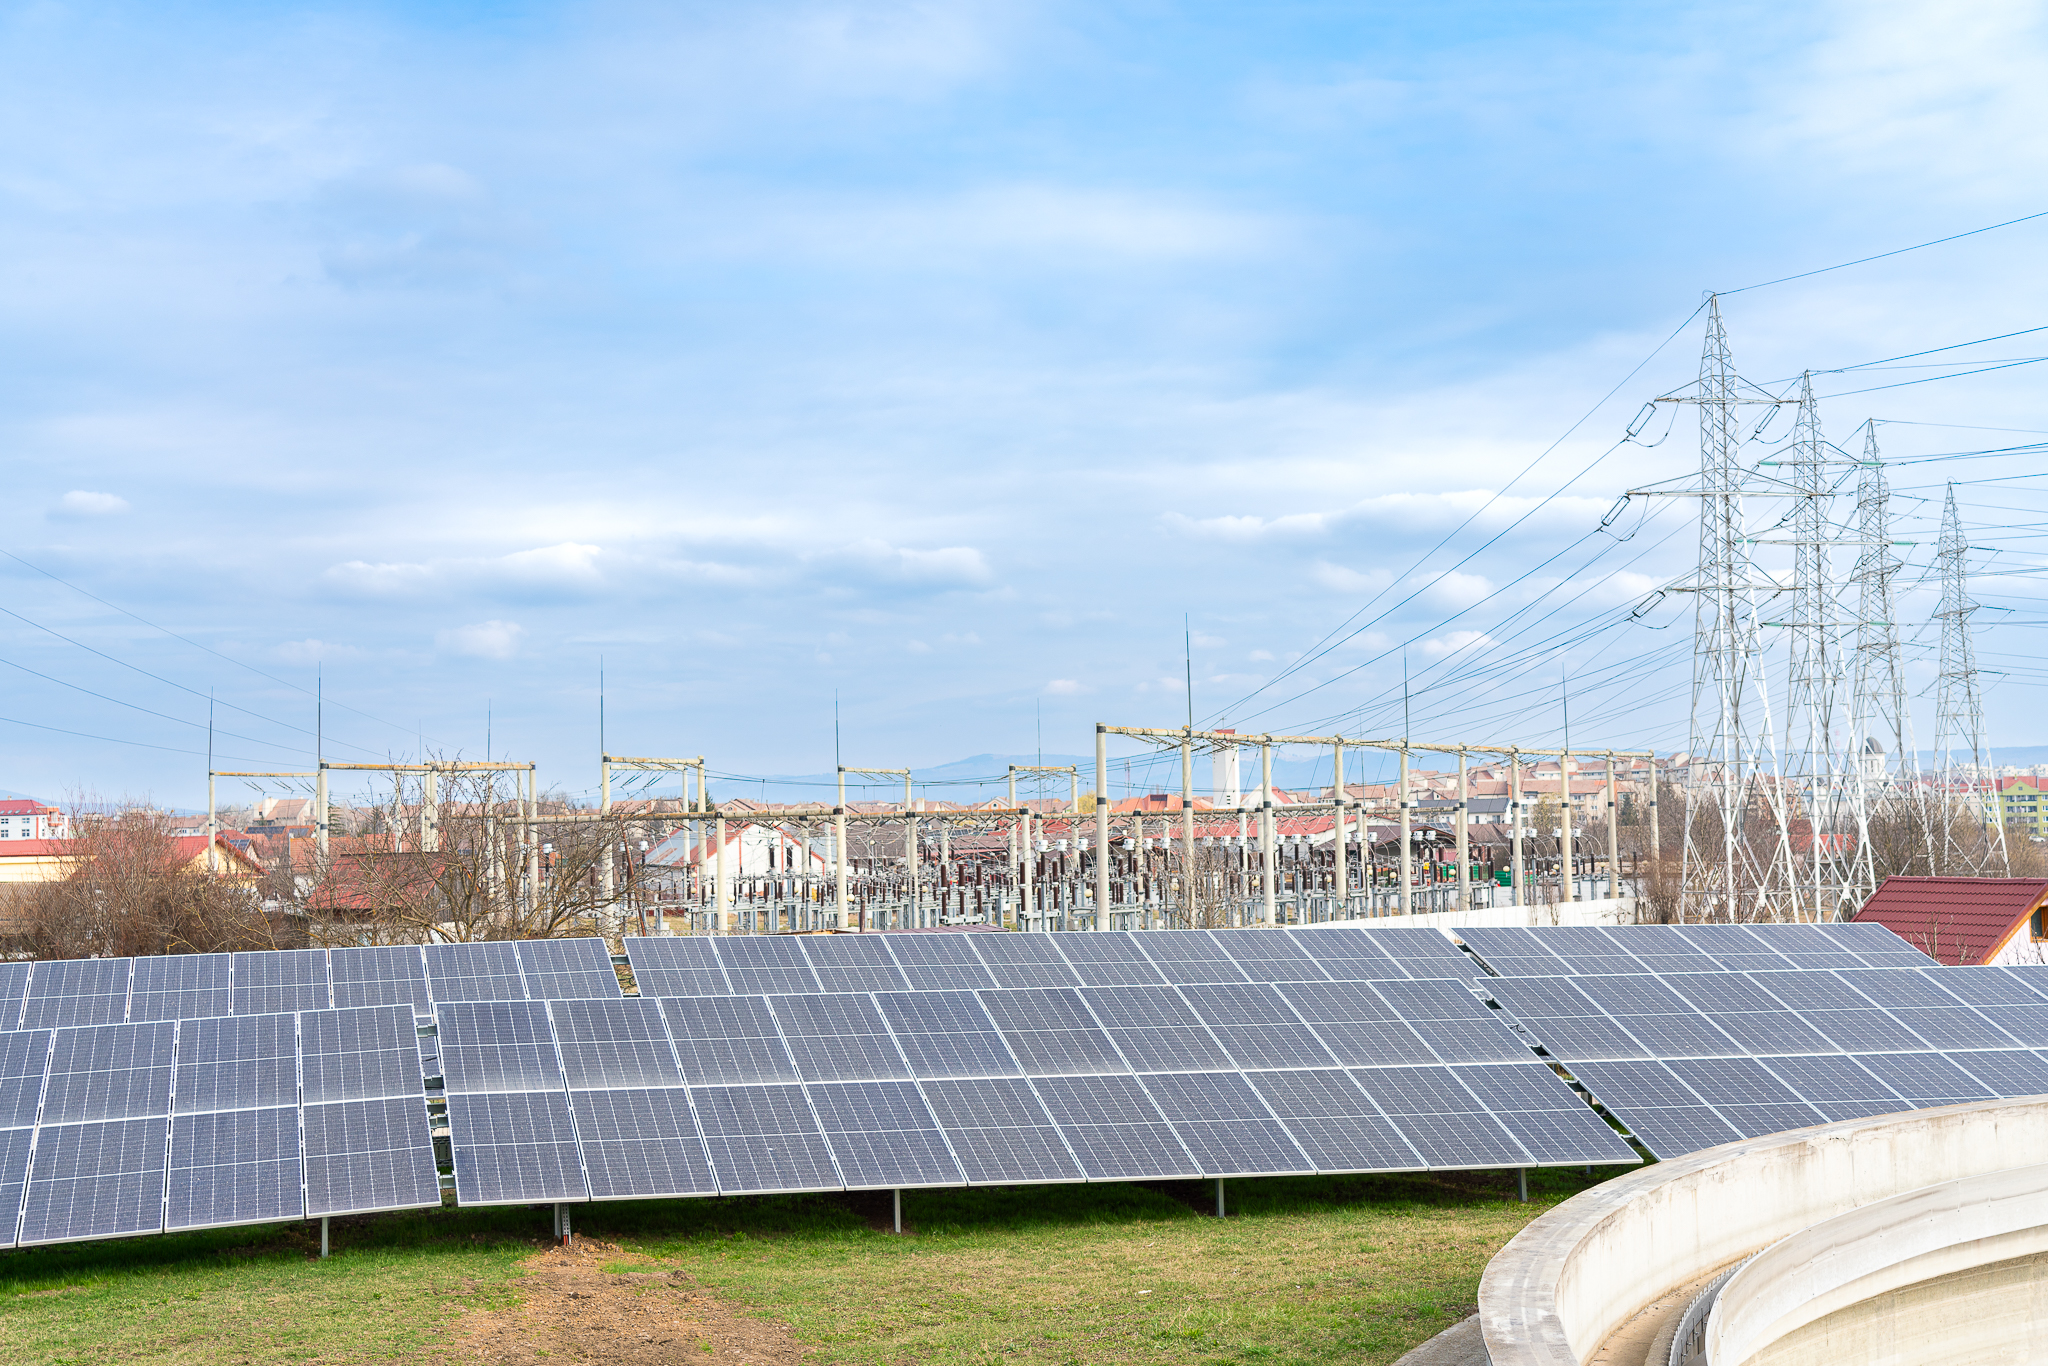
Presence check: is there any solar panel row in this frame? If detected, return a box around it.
[434,984,1638,1203]
[0,941,622,1029]
[0,1005,439,1248]
[1481,963,2048,1157]
[1455,922,1934,978]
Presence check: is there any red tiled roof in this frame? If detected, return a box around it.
[1853,876,2048,965]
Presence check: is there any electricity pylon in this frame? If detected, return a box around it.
[1932,482,2006,872]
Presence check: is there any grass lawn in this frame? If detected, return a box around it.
[0,1167,1614,1366]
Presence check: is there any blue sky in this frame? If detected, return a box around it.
[3,0,2047,809]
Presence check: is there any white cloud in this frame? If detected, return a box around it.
[323,543,606,599]
[273,639,360,665]
[1422,571,1495,609]
[436,620,526,660]
[813,540,992,589]
[1044,678,1088,695]
[52,490,128,517]
[1248,649,1274,661]
[1163,511,1330,541]
[1312,561,1392,594]
[1418,630,1495,660]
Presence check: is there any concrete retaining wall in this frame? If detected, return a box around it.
[1476,1098,2048,1366]
[1708,1162,2048,1366]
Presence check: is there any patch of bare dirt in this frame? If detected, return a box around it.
[454,1237,813,1366]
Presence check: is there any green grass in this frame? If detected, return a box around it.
[0,1168,1611,1366]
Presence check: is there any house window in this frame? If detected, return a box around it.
[2035,908,2046,941]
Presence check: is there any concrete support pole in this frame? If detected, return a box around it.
[1398,748,1413,915]
[1331,740,1346,918]
[1022,808,1035,931]
[1560,754,1577,903]
[600,756,614,902]
[892,1188,902,1234]
[834,807,849,929]
[1456,749,1470,911]
[1180,733,1195,927]
[207,770,219,876]
[714,812,729,932]
[320,1215,329,1257]
[1509,749,1525,910]
[1215,1178,1226,1218]
[1606,751,1620,904]
[1259,740,1276,926]
[1648,758,1661,860]
[316,763,330,859]
[1095,725,1110,930]
[423,769,438,852]
[904,773,915,932]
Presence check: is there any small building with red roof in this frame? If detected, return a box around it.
[1852,875,2048,966]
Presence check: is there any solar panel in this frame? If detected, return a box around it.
[1345,1065,1532,1168]
[1811,922,1939,966]
[1133,930,1251,984]
[1542,926,1655,976]
[873,991,1022,1079]
[571,1087,717,1198]
[1026,1073,1199,1179]
[1281,926,1401,979]
[21,957,133,1030]
[300,1005,425,1104]
[1655,972,1840,1055]
[1739,924,1867,970]
[515,940,622,1000]
[1754,1054,1908,1122]
[1600,925,1723,974]
[174,1013,298,1114]
[713,938,821,995]
[1660,1056,1826,1131]
[1482,978,1650,1061]
[1449,1062,1641,1166]
[1829,968,1958,1009]
[916,1076,1084,1183]
[688,1083,841,1194]
[129,954,231,1022]
[1271,981,1437,1066]
[1459,928,1573,977]
[1174,982,1341,1070]
[0,1128,30,1247]
[975,988,1127,1075]
[40,1021,176,1124]
[231,949,330,1015]
[1367,979,1536,1064]
[1881,1007,2019,1050]
[165,1106,302,1231]
[303,1096,441,1217]
[1851,1052,1996,1106]
[0,1030,52,1129]
[658,997,801,1085]
[1931,966,2048,1007]
[1242,1068,1423,1171]
[970,934,1084,989]
[1052,933,1168,987]
[764,994,911,1082]
[1747,971,1933,1051]
[804,1080,963,1188]
[878,934,998,991]
[435,1001,566,1094]
[549,998,686,1089]
[1563,1059,1741,1159]
[17,1117,169,1245]
[328,945,430,1012]
[622,937,732,997]
[1076,985,1233,1072]
[0,963,30,1030]
[1211,927,1328,983]
[1666,926,1795,973]
[445,1090,589,1204]
[1137,1070,1313,1175]
[801,935,911,994]
[1947,1049,2048,1097]
[424,942,528,1003]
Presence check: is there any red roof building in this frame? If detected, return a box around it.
[1853,876,2048,966]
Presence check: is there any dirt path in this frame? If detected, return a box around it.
[455,1237,813,1366]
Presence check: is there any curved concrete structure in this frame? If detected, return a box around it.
[1477,1096,2048,1366]
[1706,1162,2048,1366]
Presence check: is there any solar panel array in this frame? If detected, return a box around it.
[0,940,622,1028]
[1481,963,2048,1158]
[0,919,1947,1251]
[445,957,1641,1202]
[0,1005,438,1248]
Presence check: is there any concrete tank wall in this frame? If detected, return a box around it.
[1476,1097,2048,1366]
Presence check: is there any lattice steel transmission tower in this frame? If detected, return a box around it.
[1932,482,2006,872]
[1847,424,1925,884]
[1658,297,1799,921]
[1780,372,1861,918]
